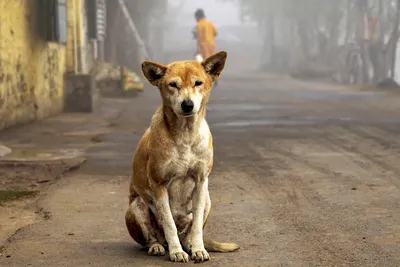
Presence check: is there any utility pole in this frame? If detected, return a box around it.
[117,0,150,62]
[390,0,400,79]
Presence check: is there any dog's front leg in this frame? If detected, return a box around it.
[189,175,210,262]
[154,186,190,262]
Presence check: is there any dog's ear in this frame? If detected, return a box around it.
[202,51,227,82]
[142,61,167,86]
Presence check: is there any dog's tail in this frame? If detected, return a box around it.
[204,238,240,253]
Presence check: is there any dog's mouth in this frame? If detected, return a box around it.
[180,112,195,118]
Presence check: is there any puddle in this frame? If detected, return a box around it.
[290,91,384,100]
[211,116,400,127]
[85,146,132,158]
[211,117,350,127]
[212,119,320,127]
[92,133,141,143]
[0,148,84,162]
[207,104,294,111]
[66,124,107,132]
[86,150,123,157]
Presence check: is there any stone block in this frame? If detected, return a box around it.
[64,74,99,113]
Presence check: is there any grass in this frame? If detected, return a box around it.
[0,190,38,203]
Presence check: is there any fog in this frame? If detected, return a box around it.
[104,0,400,85]
[164,0,262,73]
[163,0,400,84]
[168,0,241,26]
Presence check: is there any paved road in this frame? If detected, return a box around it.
[2,74,400,266]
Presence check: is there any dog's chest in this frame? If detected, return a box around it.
[168,139,208,177]
[166,122,211,178]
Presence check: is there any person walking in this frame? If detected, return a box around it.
[193,9,218,84]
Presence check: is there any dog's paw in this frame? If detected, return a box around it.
[191,249,210,263]
[148,243,166,256]
[169,250,190,263]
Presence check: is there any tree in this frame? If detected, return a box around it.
[223,0,400,84]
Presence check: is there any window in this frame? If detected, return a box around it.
[38,0,67,44]
[86,0,107,40]
[87,0,106,40]
[53,0,68,44]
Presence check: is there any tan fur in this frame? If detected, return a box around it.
[125,51,239,263]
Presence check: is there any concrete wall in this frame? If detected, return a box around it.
[0,0,94,131]
[66,0,81,74]
[80,0,95,73]
[0,0,66,130]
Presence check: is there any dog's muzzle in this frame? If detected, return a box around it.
[181,99,194,115]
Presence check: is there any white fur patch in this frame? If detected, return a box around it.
[190,177,209,251]
[168,87,203,117]
[161,118,210,178]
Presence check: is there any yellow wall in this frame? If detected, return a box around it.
[66,0,86,74]
[0,0,66,130]
[66,0,78,73]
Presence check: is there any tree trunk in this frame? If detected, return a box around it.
[369,0,384,83]
[378,0,384,41]
[390,0,400,79]
[269,13,276,67]
[345,0,351,43]
[325,5,342,65]
[260,13,275,69]
[298,20,310,61]
[357,0,370,83]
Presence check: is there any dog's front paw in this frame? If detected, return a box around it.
[169,250,190,263]
[148,243,166,256]
[191,249,210,263]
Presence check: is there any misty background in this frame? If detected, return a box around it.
[103,0,400,86]
[163,0,262,74]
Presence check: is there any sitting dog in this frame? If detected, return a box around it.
[125,51,239,263]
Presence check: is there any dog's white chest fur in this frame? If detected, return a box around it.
[165,119,211,179]
[163,119,212,231]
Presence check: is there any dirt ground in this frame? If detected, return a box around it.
[0,159,85,239]
[1,73,400,266]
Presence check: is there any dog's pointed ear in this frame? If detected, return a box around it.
[142,61,167,86]
[202,51,227,81]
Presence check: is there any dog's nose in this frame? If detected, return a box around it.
[181,99,194,114]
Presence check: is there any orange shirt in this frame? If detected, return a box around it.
[196,18,217,46]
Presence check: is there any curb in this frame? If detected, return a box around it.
[0,145,12,158]
[0,148,85,163]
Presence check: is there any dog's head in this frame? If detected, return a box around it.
[142,51,227,117]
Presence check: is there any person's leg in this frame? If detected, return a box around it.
[200,44,207,62]
[206,44,219,87]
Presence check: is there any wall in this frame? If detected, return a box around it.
[80,0,95,73]
[66,0,79,74]
[0,0,66,130]
[66,0,94,75]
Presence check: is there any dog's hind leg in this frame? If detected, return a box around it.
[203,192,211,228]
[125,196,166,256]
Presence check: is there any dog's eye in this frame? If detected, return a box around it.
[194,81,203,86]
[168,82,178,88]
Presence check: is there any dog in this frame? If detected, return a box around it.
[125,51,239,263]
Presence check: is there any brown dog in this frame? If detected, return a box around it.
[125,51,239,263]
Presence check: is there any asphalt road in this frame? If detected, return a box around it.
[1,73,400,266]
